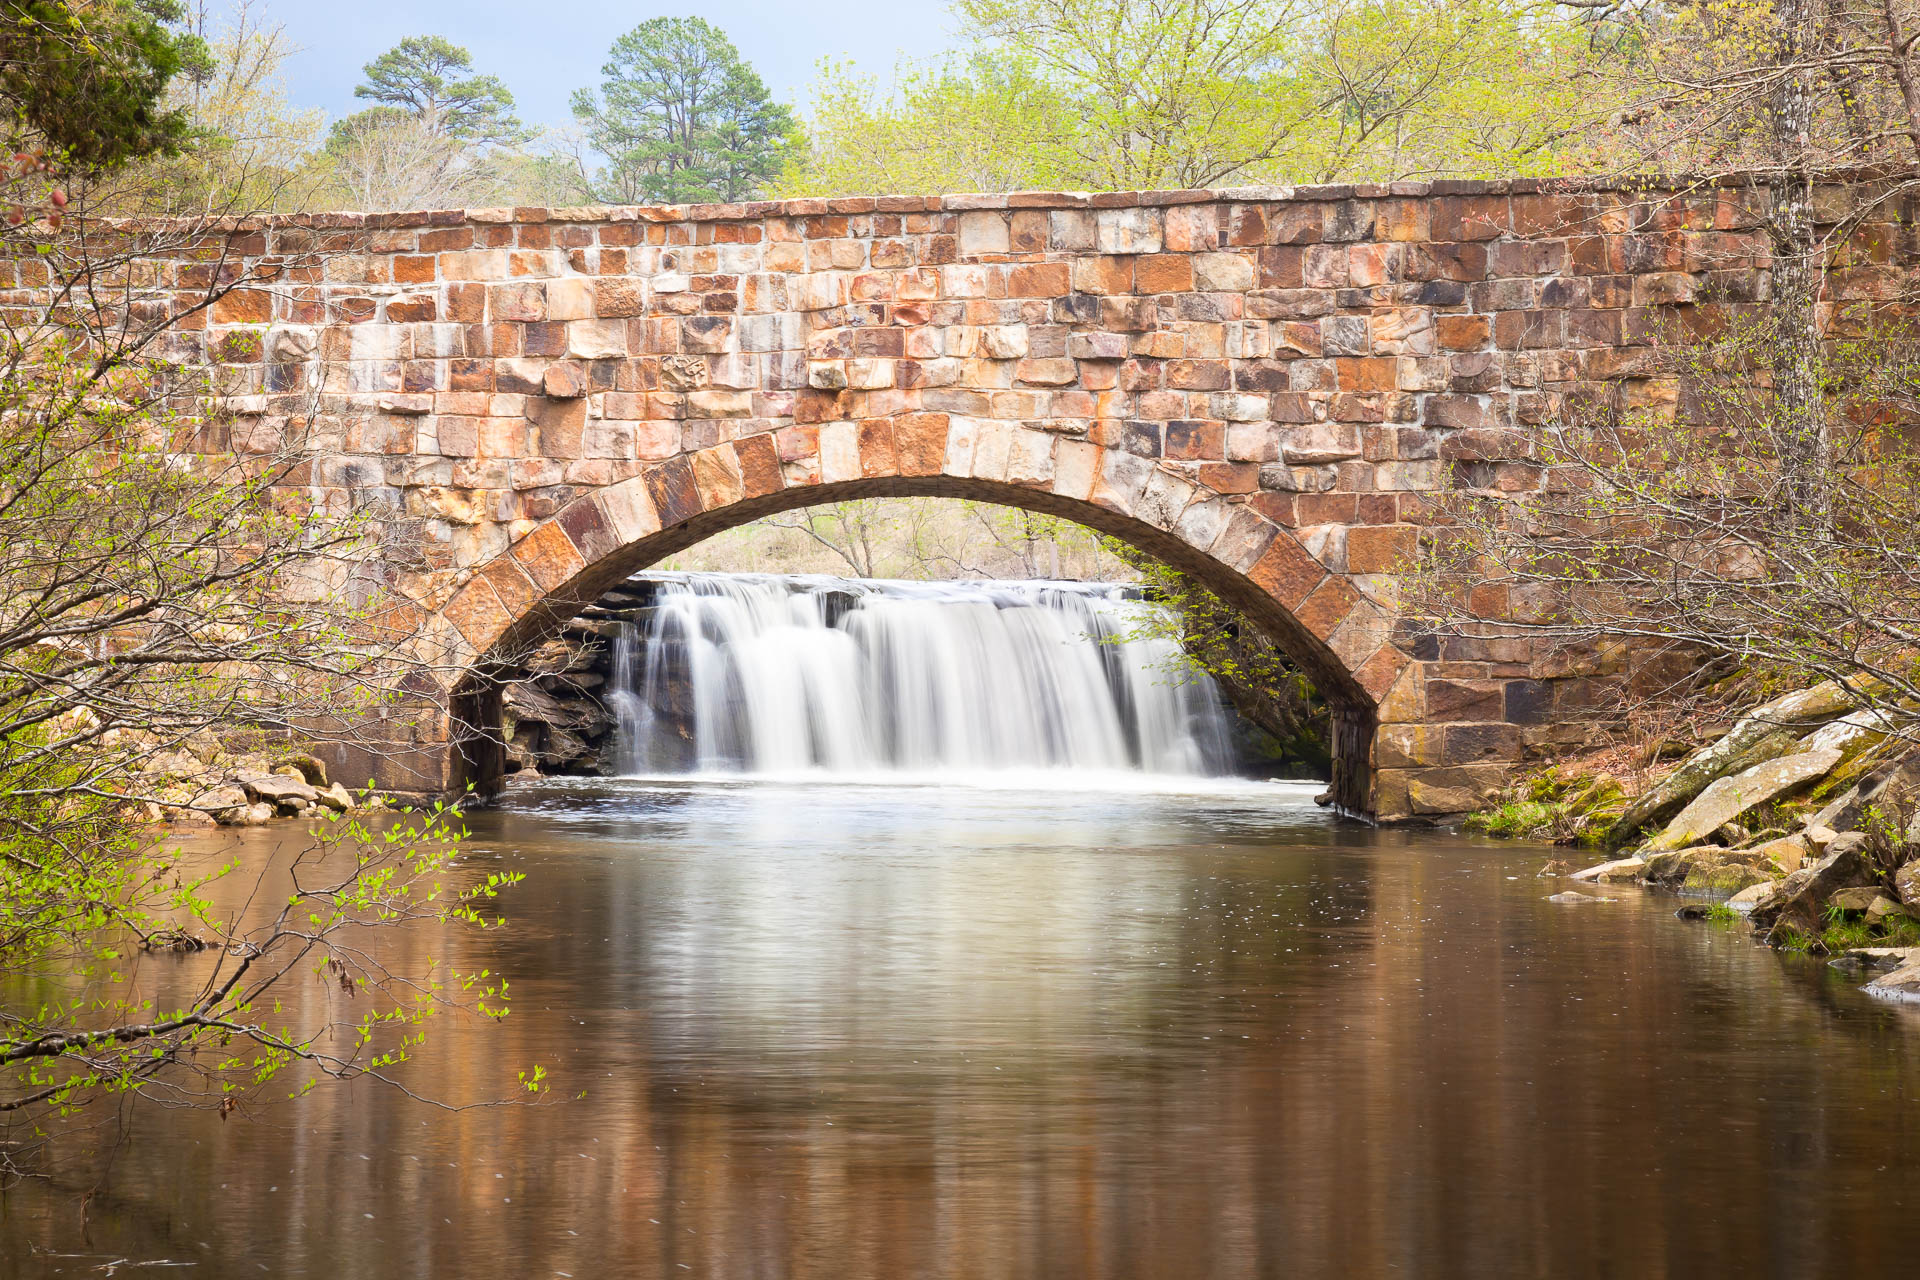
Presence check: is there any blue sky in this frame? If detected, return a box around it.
[266,0,959,130]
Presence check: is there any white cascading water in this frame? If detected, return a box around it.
[605,572,1237,780]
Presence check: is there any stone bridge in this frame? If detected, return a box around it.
[134,177,1875,819]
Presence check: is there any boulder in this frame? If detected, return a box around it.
[1828,886,1885,913]
[318,782,354,812]
[1749,836,1877,933]
[1862,954,1920,1003]
[1684,861,1774,895]
[1866,895,1912,927]
[1642,847,1722,885]
[189,784,249,822]
[1645,846,1780,894]
[1800,708,1895,762]
[1807,753,1920,836]
[503,682,607,733]
[270,753,329,787]
[236,802,275,826]
[1643,749,1842,853]
[238,771,320,812]
[1605,680,1864,846]
[1751,833,1811,875]
[1608,727,1799,847]
[1895,859,1920,910]
[1726,881,1778,914]
[1570,856,1646,883]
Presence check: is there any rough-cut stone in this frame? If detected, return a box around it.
[1607,682,1863,846]
[1407,777,1479,815]
[1828,886,1887,913]
[238,771,320,811]
[1725,881,1777,914]
[1862,954,1920,1003]
[1896,859,1920,910]
[1644,749,1842,853]
[1570,856,1645,883]
[1749,837,1877,934]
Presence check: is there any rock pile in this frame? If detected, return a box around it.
[498,581,670,776]
[1532,678,1920,1001]
[138,743,372,827]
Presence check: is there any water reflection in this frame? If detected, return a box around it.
[5,779,1920,1278]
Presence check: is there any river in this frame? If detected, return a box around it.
[5,775,1920,1277]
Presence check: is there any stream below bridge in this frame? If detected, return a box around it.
[6,776,1920,1276]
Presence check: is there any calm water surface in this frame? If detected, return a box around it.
[5,776,1920,1278]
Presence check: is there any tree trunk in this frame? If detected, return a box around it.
[1770,0,1830,526]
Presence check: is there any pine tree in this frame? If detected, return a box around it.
[351,34,524,146]
[569,17,798,204]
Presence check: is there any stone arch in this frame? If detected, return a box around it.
[424,425,1407,816]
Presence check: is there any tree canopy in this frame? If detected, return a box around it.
[570,16,799,204]
[787,0,1610,196]
[350,33,524,145]
[0,0,210,169]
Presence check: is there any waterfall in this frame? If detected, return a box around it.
[604,572,1237,780]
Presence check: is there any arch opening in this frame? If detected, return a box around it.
[447,477,1379,815]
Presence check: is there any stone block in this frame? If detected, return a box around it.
[567,320,626,359]
[958,212,1011,256]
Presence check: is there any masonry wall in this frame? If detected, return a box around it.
[41,178,1915,818]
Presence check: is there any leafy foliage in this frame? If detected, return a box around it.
[787,0,1610,195]
[0,0,209,169]
[1409,308,1920,744]
[570,17,800,203]
[1101,543,1331,768]
[348,34,525,146]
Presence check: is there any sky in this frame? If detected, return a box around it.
[263,0,960,131]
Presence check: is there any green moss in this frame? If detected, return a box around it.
[1465,799,1553,838]
[1466,768,1629,844]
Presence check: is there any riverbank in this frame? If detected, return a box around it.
[1468,678,1920,1000]
[130,733,386,826]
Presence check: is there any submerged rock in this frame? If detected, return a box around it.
[1644,749,1842,853]
[1548,891,1604,903]
[1862,954,1920,1003]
